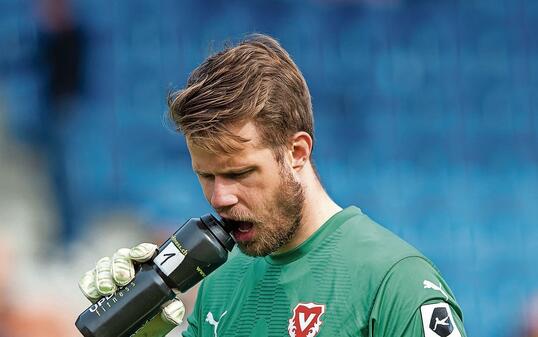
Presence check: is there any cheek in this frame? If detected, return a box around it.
[233,182,266,213]
[247,179,281,210]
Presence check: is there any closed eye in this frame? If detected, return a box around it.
[196,169,253,180]
[197,172,214,180]
[223,169,253,179]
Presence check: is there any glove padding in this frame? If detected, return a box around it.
[79,243,185,326]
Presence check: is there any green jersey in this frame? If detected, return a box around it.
[182,206,466,337]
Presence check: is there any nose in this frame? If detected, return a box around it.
[210,176,239,210]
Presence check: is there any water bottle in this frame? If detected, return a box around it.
[75,214,235,337]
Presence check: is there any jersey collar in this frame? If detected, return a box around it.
[264,206,363,265]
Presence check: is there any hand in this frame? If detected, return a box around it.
[78,243,186,327]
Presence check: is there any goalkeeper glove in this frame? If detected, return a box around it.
[78,243,185,328]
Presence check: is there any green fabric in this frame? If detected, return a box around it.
[182,206,467,337]
[392,300,466,337]
[369,257,467,337]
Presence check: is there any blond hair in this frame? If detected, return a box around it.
[168,34,314,155]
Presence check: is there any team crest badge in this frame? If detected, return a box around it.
[288,302,326,337]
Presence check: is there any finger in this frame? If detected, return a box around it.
[78,269,100,302]
[161,298,185,326]
[112,248,135,286]
[95,256,116,295]
[129,243,158,263]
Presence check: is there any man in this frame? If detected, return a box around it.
[80,34,467,337]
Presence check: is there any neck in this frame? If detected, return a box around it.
[275,164,342,254]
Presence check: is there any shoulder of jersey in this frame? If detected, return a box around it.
[337,213,425,270]
[204,247,257,280]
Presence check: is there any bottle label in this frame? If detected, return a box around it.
[154,242,186,276]
[88,281,137,317]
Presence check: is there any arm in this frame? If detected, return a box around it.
[398,300,466,337]
[369,257,467,337]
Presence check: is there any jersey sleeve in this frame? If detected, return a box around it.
[369,256,467,337]
[399,299,467,337]
[181,281,205,337]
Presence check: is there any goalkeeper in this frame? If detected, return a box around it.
[80,34,467,337]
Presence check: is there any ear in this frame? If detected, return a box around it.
[289,132,313,171]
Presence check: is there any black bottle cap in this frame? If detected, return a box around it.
[200,214,236,251]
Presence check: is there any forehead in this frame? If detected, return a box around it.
[188,122,272,171]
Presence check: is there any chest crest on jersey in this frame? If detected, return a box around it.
[288,302,326,337]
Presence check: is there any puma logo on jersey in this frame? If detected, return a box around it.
[423,280,449,300]
[288,302,325,337]
[206,311,227,337]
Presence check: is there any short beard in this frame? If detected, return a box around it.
[238,165,305,257]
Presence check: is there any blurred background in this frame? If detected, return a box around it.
[0,0,536,336]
